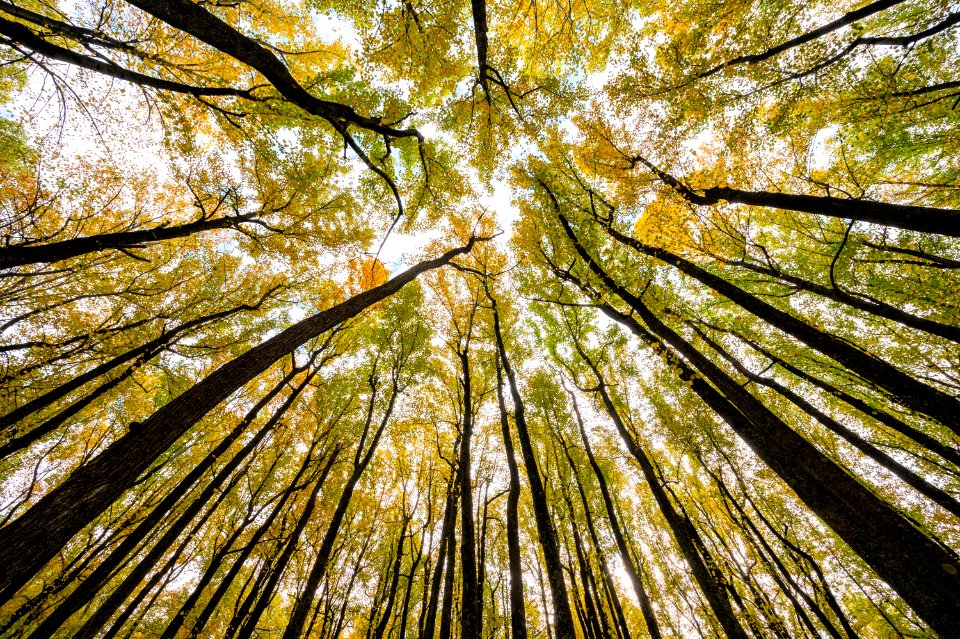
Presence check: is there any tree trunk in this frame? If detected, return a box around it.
[282,379,399,639]
[495,356,529,639]
[458,339,482,639]
[0,213,258,269]
[17,363,309,633]
[491,295,577,639]
[558,219,960,635]
[568,388,662,639]
[0,239,482,596]
[602,220,960,432]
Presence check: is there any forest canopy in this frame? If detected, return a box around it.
[0,0,959,637]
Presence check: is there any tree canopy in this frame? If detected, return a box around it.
[0,0,958,637]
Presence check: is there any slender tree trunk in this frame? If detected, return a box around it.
[421,475,459,639]
[0,292,276,437]
[179,440,329,639]
[60,370,312,639]
[397,527,425,639]
[282,379,399,639]
[694,325,960,518]
[568,388,662,639]
[372,515,410,639]
[491,294,577,639]
[230,447,342,639]
[738,333,960,468]
[458,339,482,639]
[576,349,749,639]
[16,363,308,632]
[438,513,459,639]
[601,220,960,432]
[630,155,960,236]
[558,219,960,635]
[720,256,960,343]
[0,239,483,597]
[701,186,960,237]
[495,356,529,639]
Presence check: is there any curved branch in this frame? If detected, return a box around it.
[698,0,909,79]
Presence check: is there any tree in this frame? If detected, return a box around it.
[1,0,958,637]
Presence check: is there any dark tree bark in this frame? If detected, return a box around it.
[697,0,908,78]
[567,388,661,639]
[718,255,960,343]
[372,514,411,639]
[693,325,960,518]
[437,510,459,639]
[557,216,960,636]
[629,154,960,237]
[169,437,329,639]
[0,238,484,596]
[575,347,749,639]
[229,447,342,639]
[421,474,460,639]
[282,375,400,639]
[601,220,960,432]
[396,526,425,639]
[458,334,483,639]
[708,324,960,469]
[0,213,260,270]
[491,294,577,639]
[0,287,278,440]
[54,368,315,639]
[10,360,306,628]
[494,355,529,639]
[700,456,854,639]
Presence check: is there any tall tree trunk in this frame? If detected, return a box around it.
[0,238,483,597]
[718,255,960,343]
[575,347,749,639]
[18,362,311,633]
[372,514,411,639]
[282,377,399,639]
[495,355,529,639]
[568,387,661,639]
[229,447,342,639]
[60,369,313,639]
[458,338,482,639]
[491,294,577,639]
[734,332,960,468]
[557,218,960,635]
[599,219,960,432]
[0,291,277,438]
[0,213,259,269]
[397,527,425,639]
[694,325,960,518]
[178,439,329,639]
[630,154,960,236]
[421,474,460,639]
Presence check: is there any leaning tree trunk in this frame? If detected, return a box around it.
[19,364,313,636]
[577,350,749,639]
[600,220,960,433]
[0,238,483,596]
[558,219,960,636]
[568,389,662,639]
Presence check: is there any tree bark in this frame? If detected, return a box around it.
[0,238,483,595]
[602,221,960,432]
[0,214,258,270]
[495,355,529,639]
[491,295,577,639]
[558,218,960,636]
